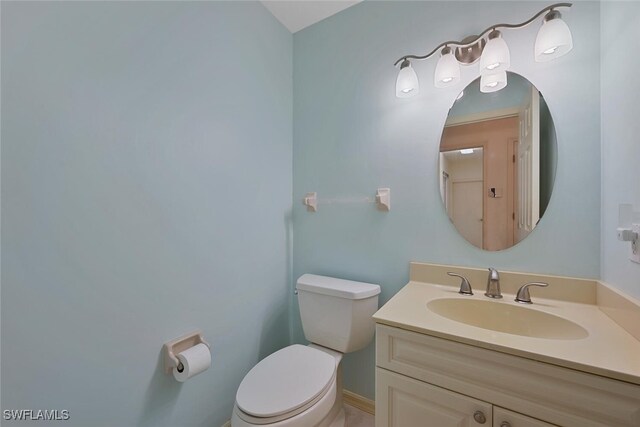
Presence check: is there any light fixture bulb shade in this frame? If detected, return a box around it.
[395,62,419,98]
[434,51,460,88]
[480,70,508,93]
[479,35,510,74]
[535,17,573,62]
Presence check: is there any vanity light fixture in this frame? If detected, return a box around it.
[480,70,508,93]
[434,47,461,88]
[394,2,573,98]
[534,10,574,62]
[479,30,510,75]
[395,59,419,98]
[460,149,474,155]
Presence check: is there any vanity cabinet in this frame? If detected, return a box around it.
[376,368,492,426]
[375,324,640,427]
[377,369,552,427]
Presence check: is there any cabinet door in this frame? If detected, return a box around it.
[376,368,492,427]
[493,407,556,427]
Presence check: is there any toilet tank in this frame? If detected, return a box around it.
[296,274,381,353]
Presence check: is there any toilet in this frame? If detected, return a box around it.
[231,274,381,427]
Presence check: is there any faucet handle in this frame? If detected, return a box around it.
[515,282,549,304]
[447,272,473,295]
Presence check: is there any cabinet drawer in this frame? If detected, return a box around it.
[376,368,492,427]
[494,407,556,427]
[376,324,640,427]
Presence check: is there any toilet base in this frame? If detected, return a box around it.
[323,407,345,427]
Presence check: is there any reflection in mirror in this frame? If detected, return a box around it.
[439,72,557,251]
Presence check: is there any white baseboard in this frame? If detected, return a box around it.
[343,389,375,415]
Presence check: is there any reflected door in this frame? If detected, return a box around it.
[516,86,541,243]
[452,180,483,248]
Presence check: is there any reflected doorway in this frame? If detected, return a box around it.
[440,148,484,248]
[440,115,519,251]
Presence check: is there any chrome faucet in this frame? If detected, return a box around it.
[485,267,502,299]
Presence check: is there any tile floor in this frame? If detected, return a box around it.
[344,404,374,427]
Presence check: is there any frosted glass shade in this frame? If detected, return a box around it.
[434,51,460,88]
[535,17,573,62]
[480,35,510,74]
[480,71,507,93]
[396,61,419,98]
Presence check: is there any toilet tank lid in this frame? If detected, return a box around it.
[296,274,381,300]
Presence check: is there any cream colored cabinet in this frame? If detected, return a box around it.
[376,368,491,427]
[376,368,553,427]
[493,407,555,427]
[375,324,640,427]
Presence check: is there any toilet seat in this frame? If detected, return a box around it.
[233,375,337,426]
[235,345,336,424]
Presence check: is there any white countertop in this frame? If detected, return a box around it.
[373,281,640,386]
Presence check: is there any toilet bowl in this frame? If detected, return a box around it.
[231,274,380,427]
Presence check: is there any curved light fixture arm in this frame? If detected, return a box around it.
[393,2,572,66]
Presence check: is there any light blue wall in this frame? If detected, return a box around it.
[600,1,640,298]
[1,2,291,426]
[293,1,601,399]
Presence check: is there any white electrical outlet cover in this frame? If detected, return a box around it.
[631,224,640,264]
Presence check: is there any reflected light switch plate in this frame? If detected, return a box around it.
[631,224,640,264]
[488,187,503,198]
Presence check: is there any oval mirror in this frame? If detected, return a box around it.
[439,72,557,251]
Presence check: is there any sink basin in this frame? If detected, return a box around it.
[427,298,589,340]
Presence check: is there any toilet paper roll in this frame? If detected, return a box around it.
[173,343,211,382]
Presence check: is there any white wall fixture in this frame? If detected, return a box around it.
[162,331,211,382]
[394,2,574,98]
[376,188,391,211]
[617,204,640,264]
[303,192,318,212]
[302,190,390,212]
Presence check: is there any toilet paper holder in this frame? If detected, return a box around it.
[162,330,210,375]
